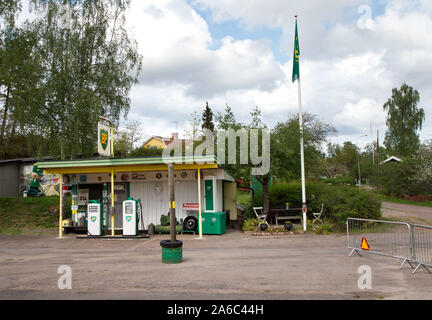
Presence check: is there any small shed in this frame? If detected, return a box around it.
[0,158,39,197]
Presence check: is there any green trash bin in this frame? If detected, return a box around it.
[200,212,226,235]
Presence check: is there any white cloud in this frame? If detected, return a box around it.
[126,0,284,98]
[334,99,386,134]
[122,0,432,146]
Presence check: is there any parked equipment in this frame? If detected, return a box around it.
[87,200,103,236]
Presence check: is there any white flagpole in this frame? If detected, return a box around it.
[295,15,307,231]
[298,77,307,231]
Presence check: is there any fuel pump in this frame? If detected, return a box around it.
[123,197,140,236]
[87,200,103,236]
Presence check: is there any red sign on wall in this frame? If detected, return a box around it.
[183,203,199,210]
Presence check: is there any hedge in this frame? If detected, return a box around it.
[249,181,381,226]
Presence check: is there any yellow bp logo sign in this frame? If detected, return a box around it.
[98,122,111,156]
[91,216,97,222]
[126,216,132,222]
[100,129,108,150]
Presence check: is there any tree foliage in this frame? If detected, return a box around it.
[383,83,425,157]
[0,16,43,158]
[410,141,432,191]
[201,101,215,133]
[184,111,202,139]
[113,120,142,157]
[0,0,142,159]
[215,104,241,131]
[272,113,336,181]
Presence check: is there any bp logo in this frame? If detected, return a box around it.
[100,129,108,150]
[126,216,132,222]
[91,216,97,222]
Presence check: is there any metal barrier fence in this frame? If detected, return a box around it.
[346,218,413,268]
[347,218,431,274]
[411,224,432,274]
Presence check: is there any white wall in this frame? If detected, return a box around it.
[130,180,202,229]
[130,178,225,229]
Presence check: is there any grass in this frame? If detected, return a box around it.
[0,196,72,235]
[237,190,252,207]
[379,194,432,208]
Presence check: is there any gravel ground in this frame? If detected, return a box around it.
[382,202,432,225]
[0,229,431,300]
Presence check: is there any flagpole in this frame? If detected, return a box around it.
[295,15,307,231]
[298,79,307,232]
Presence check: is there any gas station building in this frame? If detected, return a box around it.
[36,155,238,237]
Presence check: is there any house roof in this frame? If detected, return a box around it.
[380,156,403,165]
[142,136,167,147]
[0,157,49,165]
[142,134,188,148]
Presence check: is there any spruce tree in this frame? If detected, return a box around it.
[201,101,215,133]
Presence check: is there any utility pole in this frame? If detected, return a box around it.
[377,130,380,171]
[356,134,368,187]
[160,162,183,264]
[168,163,176,243]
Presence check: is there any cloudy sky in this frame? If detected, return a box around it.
[123,0,432,149]
[20,0,432,149]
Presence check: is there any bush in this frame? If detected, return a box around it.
[249,181,382,227]
[318,186,381,225]
[267,226,286,233]
[249,181,325,216]
[312,220,335,235]
[319,176,356,186]
[269,181,325,211]
[374,160,430,197]
[242,219,259,232]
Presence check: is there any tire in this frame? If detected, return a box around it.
[160,240,183,249]
[183,216,198,231]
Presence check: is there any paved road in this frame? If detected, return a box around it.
[382,201,432,225]
[0,230,431,300]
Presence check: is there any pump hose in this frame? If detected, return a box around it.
[139,201,145,232]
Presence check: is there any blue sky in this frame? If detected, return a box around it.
[191,3,287,63]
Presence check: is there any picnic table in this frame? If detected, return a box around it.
[269,208,303,226]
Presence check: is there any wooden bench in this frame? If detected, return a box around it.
[270,208,303,226]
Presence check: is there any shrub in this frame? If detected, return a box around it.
[242,219,259,232]
[312,220,335,235]
[319,176,356,186]
[318,186,381,225]
[267,226,286,233]
[373,158,432,197]
[249,180,382,227]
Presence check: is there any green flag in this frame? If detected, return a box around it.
[292,19,300,83]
